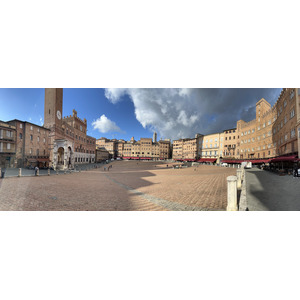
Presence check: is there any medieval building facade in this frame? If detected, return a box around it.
[44,88,96,170]
[0,121,16,168]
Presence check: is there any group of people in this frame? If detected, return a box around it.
[104,165,112,172]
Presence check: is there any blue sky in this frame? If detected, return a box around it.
[0,88,152,140]
[0,88,282,141]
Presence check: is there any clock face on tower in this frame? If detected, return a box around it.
[57,110,62,120]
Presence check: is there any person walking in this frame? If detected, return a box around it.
[294,166,299,178]
[34,166,39,176]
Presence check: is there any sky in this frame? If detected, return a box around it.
[0,88,282,141]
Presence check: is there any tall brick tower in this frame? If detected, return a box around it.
[44,88,63,129]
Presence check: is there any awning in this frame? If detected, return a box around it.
[270,156,298,163]
[140,157,152,160]
[252,159,272,164]
[198,158,217,163]
[221,159,242,164]
[184,159,196,162]
[122,157,131,159]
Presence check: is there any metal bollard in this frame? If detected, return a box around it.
[48,169,50,176]
[18,168,22,177]
[56,171,59,175]
[237,170,242,190]
[227,176,238,211]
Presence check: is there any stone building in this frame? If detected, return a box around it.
[173,134,204,161]
[98,136,171,160]
[200,132,223,164]
[236,88,300,160]
[159,139,171,160]
[95,148,110,163]
[174,88,299,163]
[222,128,239,158]
[0,121,16,168]
[96,138,117,158]
[44,88,96,170]
[7,120,50,168]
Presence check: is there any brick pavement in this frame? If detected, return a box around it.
[0,161,236,211]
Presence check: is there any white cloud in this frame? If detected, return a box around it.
[104,89,127,104]
[104,88,282,140]
[92,114,123,134]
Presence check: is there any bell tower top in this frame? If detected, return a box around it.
[44,88,63,128]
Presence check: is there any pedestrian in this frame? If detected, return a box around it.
[294,166,298,178]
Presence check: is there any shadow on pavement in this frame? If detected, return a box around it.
[246,169,300,211]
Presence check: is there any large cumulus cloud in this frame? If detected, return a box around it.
[104,88,282,140]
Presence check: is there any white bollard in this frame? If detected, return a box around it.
[237,170,242,190]
[18,168,22,177]
[37,168,39,176]
[48,169,51,176]
[227,176,238,211]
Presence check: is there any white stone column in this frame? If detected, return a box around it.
[18,168,22,177]
[53,153,57,171]
[37,168,39,176]
[64,146,68,170]
[227,176,238,211]
[237,169,242,190]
